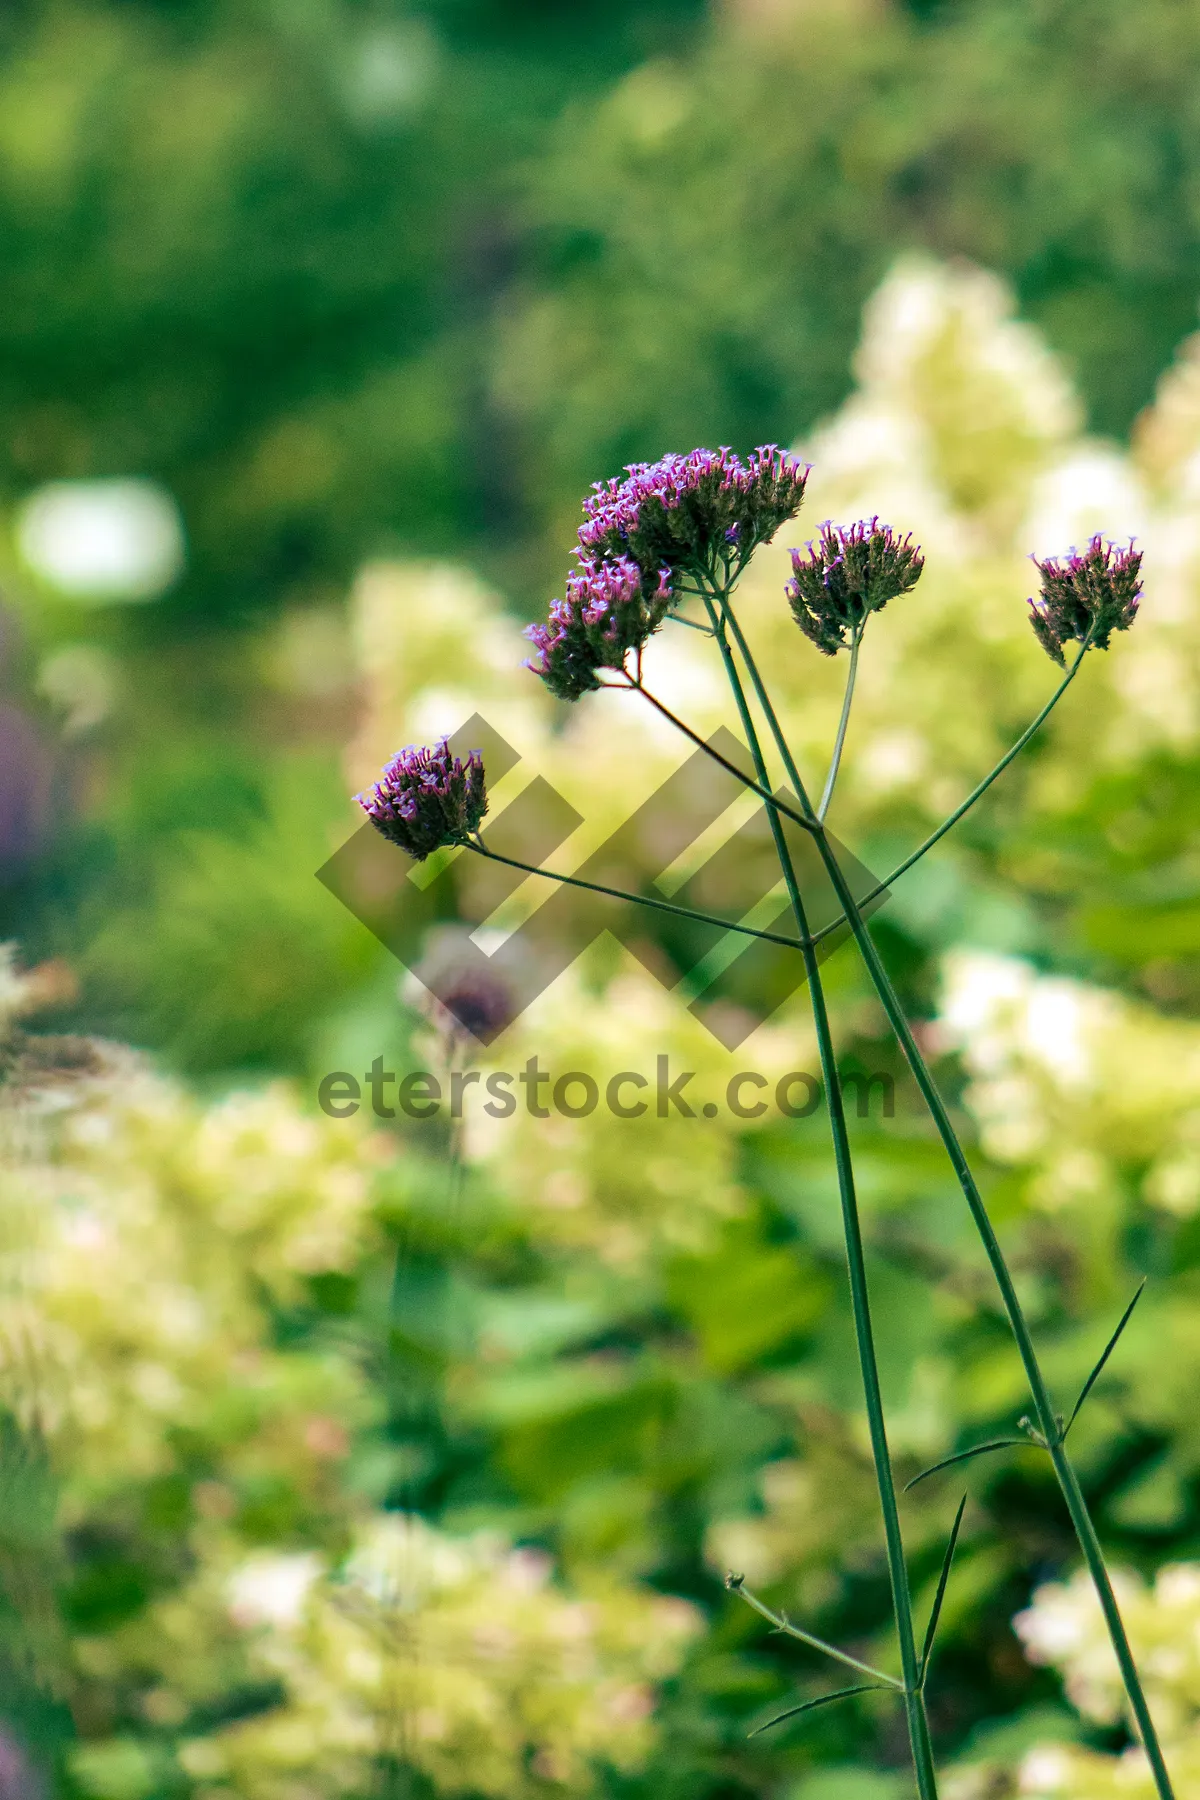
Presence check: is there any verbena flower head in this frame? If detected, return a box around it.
[786,518,924,655]
[525,554,672,701]
[578,445,809,576]
[526,446,807,700]
[1028,536,1143,665]
[356,739,487,860]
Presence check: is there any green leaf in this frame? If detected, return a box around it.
[1064,1280,1146,1437]
[749,1683,892,1737]
[904,1440,1024,1491]
[919,1494,967,1682]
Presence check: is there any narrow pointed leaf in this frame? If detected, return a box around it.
[904,1439,1024,1491]
[749,1683,891,1737]
[1065,1280,1147,1437]
[919,1494,967,1681]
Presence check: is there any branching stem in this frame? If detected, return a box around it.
[728,1579,903,1689]
[710,600,1174,1800]
[600,676,817,834]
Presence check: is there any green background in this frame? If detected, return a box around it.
[4,2,1200,1795]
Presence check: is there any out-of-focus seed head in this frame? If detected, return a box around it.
[406,927,519,1046]
[355,739,487,861]
[525,555,672,701]
[1028,536,1143,666]
[786,518,924,655]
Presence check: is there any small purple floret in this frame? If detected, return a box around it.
[355,739,487,861]
[577,444,809,574]
[1028,536,1142,665]
[786,518,924,655]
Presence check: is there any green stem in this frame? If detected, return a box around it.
[469,843,806,952]
[1049,1441,1172,1790]
[706,582,820,815]
[731,1581,903,1689]
[807,640,1089,945]
[820,836,1173,1800]
[608,678,817,834]
[819,628,860,821]
[699,588,940,1800]
[715,606,1174,1800]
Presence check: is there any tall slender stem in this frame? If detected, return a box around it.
[468,843,806,952]
[716,603,1174,1800]
[699,587,940,1800]
[814,845,1172,1800]
[819,628,860,821]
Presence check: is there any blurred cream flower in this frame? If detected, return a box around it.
[177,1515,698,1800]
[1015,1565,1200,1799]
[344,560,551,799]
[939,950,1200,1215]
[463,963,814,1269]
[0,1029,379,1486]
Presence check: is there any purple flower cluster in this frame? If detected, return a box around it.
[579,445,809,573]
[1028,536,1143,665]
[527,445,809,702]
[525,555,673,702]
[786,518,924,655]
[355,738,487,861]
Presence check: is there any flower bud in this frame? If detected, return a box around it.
[1028,536,1142,666]
[787,518,923,655]
[525,555,672,701]
[355,739,487,861]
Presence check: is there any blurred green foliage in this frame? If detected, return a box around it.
[2,0,1200,625]
[4,2,1200,1798]
[8,0,1200,1058]
[0,0,707,623]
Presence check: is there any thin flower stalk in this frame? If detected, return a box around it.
[807,631,1093,943]
[697,578,940,1800]
[818,624,861,820]
[468,841,807,952]
[604,676,818,835]
[708,590,1174,1800]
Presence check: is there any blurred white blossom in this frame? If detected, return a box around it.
[1015,1565,1200,1799]
[16,478,185,602]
